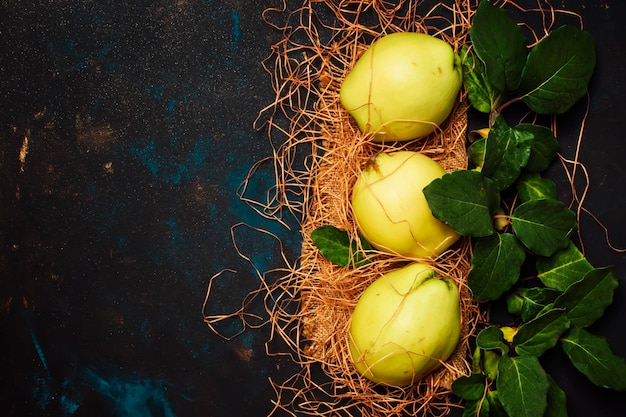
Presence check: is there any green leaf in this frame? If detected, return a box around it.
[516,124,559,172]
[497,355,550,417]
[310,225,371,267]
[515,287,562,322]
[561,327,626,391]
[516,172,557,203]
[483,350,501,381]
[477,326,509,353]
[472,346,483,374]
[470,0,528,92]
[536,241,593,291]
[519,25,596,114]
[553,266,618,328]
[545,375,568,417]
[468,233,526,301]
[506,293,524,316]
[468,137,487,168]
[423,169,498,237]
[461,45,501,113]
[513,308,570,356]
[463,398,490,417]
[511,198,577,257]
[486,390,509,417]
[482,116,534,192]
[452,373,487,401]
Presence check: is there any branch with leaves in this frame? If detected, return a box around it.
[428,1,626,416]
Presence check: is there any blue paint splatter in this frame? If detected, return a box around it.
[131,139,159,177]
[32,375,82,416]
[140,318,150,336]
[231,9,241,50]
[129,136,210,185]
[145,85,165,101]
[86,370,177,417]
[117,236,128,250]
[30,329,50,376]
[60,379,81,415]
[166,216,185,250]
[97,45,112,60]
[208,202,220,220]
[166,98,178,114]
[32,376,53,409]
[60,394,80,415]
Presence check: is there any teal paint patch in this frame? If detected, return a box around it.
[231,9,241,50]
[117,236,129,250]
[208,202,220,221]
[145,85,165,101]
[130,139,160,178]
[165,215,186,261]
[60,379,81,415]
[60,394,80,415]
[30,329,50,376]
[32,377,53,409]
[30,369,82,415]
[129,136,211,185]
[97,45,112,60]
[86,370,177,417]
[167,98,178,114]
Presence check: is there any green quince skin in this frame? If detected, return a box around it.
[340,32,463,142]
[349,262,461,387]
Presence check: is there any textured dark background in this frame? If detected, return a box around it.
[1,1,624,416]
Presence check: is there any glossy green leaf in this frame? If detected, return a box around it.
[483,350,501,381]
[511,199,577,257]
[463,398,490,417]
[516,172,557,203]
[461,45,501,113]
[497,355,550,417]
[486,390,509,417]
[471,346,483,374]
[468,233,526,301]
[513,308,570,356]
[545,375,568,417]
[506,293,524,316]
[310,225,371,267]
[561,327,626,391]
[536,241,593,291]
[470,0,528,92]
[482,116,534,192]
[453,373,487,401]
[519,25,596,114]
[477,326,508,353]
[553,266,618,328]
[516,124,559,172]
[515,287,562,322]
[423,169,498,237]
[468,137,487,168]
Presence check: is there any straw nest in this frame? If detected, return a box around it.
[248,2,478,415]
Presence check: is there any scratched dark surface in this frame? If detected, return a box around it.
[1,1,625,417]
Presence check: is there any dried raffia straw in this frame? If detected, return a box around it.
[250,2,478,416]
[203,1,605,416]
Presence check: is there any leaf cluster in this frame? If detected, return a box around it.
[423,114,576,302]
[453,264,626,417]
[462,0,596,119]
[427,2,626,416]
